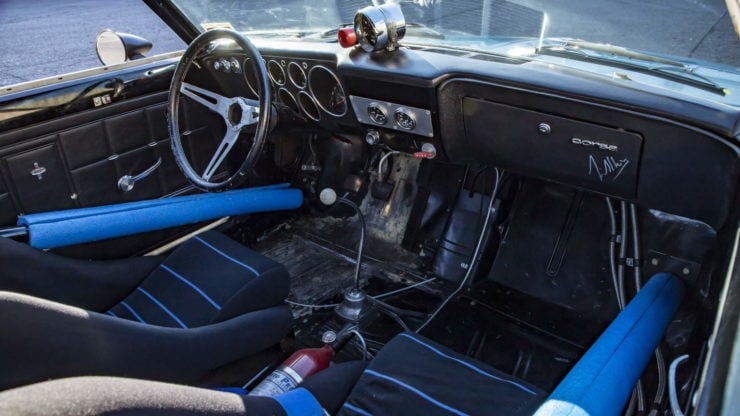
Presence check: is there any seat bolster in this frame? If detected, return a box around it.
[298,361,369,414]
[0,291,293,390]
[0,376,288,416]
[534,273,685,416]
[0,237,160,311]
[109,230,290,328]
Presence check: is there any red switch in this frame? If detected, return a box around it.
[412,151,435,159]
[338,28,358,48]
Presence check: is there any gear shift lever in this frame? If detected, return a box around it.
[319,188,367,321]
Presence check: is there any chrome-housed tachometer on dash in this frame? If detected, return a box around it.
[354,3,406,52]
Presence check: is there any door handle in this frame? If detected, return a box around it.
[118,157,162,192]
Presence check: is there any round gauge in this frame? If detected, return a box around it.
[298,91,321,121]
[278,88,299,114]
[360,15,378,47]
[394,108,416,130]
[242,58,260,98]
[307,66,347,117]
[367,104,387,125]
[288,62,307,89]
[267,60,286,86]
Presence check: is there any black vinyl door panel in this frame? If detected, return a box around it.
[58,102,186,206]
[5,142,77,213]
[0,60,243,257]
[0,96,191,225]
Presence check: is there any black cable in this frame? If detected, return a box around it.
[368,297,412,332]
[610,200,645,416]
[605,197,623,309]
[630,203,667,407]
[630,203,642,291]
[619,200,645,412]
[618,200,628,310]
[336,197,365,292]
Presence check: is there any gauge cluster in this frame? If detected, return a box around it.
[244,55,348,123]
[208,52,349,125]
[349,95,434,138]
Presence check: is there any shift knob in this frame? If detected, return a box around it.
[319,188,338,206]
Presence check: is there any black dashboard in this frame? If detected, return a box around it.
[221,40,738,230]
[0,38,737,230]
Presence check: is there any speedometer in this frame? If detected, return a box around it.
[308,66,347,117]
[330,85,347,115]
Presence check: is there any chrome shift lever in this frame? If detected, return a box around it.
[319,188,367,322]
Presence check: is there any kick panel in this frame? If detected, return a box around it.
[462,98,643,198]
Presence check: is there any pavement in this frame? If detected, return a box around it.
[0,0,738,88]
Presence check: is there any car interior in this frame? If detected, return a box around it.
[0,1,738,415]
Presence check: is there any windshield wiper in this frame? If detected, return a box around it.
[537,40,727,96]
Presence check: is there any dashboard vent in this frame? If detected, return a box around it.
[409,45,525,64]
[469,53,525,64]
[417,47,470,57]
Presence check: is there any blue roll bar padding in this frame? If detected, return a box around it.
[17,184,303,249]
[533,273,684,416]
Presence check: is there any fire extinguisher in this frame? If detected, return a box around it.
[248,331,342,397]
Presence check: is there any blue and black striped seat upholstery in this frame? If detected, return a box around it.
[338,333,546,416]
[0,274,684,415]
[335,273,684,416]
[107,230,289,328]
[0,230,293,390]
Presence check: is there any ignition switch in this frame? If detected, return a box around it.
[365,129,380,145]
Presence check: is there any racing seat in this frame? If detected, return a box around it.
[0,273,684,415]
[0,230,292,390]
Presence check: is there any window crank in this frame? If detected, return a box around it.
[117,157,162,192]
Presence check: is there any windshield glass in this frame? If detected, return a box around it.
[172,0,739,68]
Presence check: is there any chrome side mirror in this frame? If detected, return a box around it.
[95,30,153,66]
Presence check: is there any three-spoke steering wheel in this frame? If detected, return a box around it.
[168,29,272,191]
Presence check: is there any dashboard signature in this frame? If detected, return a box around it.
[588,155,630,182]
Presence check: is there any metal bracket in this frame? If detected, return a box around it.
[118,157,162,192]
[644,250,701,281]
